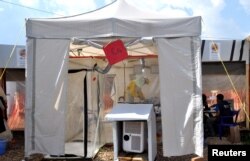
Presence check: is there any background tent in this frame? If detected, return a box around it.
[25,0,202,159]
[201,39,250,126]
[0,45,26,131]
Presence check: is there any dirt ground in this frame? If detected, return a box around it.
[0,131,240,161]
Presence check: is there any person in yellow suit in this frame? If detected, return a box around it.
[127,76,149,102]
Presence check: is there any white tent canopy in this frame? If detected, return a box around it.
[25,0,203,159]
[26,0,201,39]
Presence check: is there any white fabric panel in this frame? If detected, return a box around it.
[66,71,86,142]
[25,39,70,156]
[26,1,201,39]
[0,44,26,68]
[26,17,201,39]
[233,40,244,61]
[202,40,249,64]
[25,38,35,156]
[157,37,203,156]
[202,40,233,61]
[240,40,249,64]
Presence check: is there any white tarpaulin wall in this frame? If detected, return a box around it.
[157,37,202,156]
[201,39,249,63]
[25,0,202,158]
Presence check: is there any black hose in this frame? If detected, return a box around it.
[83,75,88,158]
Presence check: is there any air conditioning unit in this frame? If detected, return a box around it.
[122,121,146,153]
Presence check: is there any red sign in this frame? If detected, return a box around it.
[103,39,128,65]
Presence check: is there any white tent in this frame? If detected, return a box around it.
[25,0,203,159]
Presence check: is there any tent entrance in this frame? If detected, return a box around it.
[66,37,161,158]
[65,70,100,158]
[64,70,85,157]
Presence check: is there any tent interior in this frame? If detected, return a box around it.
[65,37,161,158]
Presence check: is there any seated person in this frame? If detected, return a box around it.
[203,93,210,138]
[205,93,232,136]
[203,94,212,117]
[212,94,233,123]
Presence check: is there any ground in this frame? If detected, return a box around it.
[0,131,246,161]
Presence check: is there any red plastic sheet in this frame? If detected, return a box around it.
[103,39,128,65]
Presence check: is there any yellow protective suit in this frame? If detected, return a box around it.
[127,80,145,101]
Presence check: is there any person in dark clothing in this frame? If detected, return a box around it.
[203,94,213,117]
[213,94,233,123]
[202,94,209,110]
[202,93,209,110]
[206,93,232,136]
[203,94,210,138]
[203,94,209,123]
[0,87,12,141]
[0,96,7,133]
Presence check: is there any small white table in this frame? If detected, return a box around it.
[105,103,157,161]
